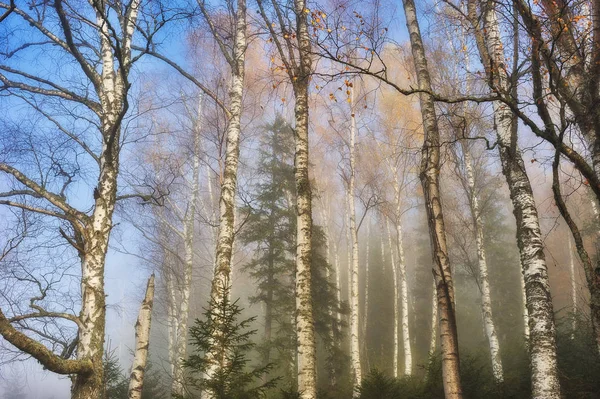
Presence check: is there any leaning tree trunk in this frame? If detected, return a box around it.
[401,0,463,396]
[460,139,504,383]
[128,275,156,399]
[347,87,362,388]
[467,1,562,396]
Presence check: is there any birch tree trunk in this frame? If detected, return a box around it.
[202,2,247,395]
[520,267,530,345]
[128,275,156,399]
[428,277,438,359]
[460,140,504,383]
[394,199,412,376]
[347,88,362,388]
[208,0,245,305]
[72,2,141,395]
[362,220,370,354]
[467,1,561,396]
[386,218,399,378]
[401,0,462,396]
[172,95,203,397]
[333,238,342,323]
[568,237,577,336]
[292,2,317,396]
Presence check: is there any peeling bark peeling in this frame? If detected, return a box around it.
[128,275,155,399]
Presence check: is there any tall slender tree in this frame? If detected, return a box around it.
[464,0,562,395]
[401,0,463,396]
[256,1,317,396]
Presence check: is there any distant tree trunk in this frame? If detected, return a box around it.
[362,220,370,354]
[568,237,577,336]
[264,254,274,365]
[128,275,156,399]
[459,139,504,383]
[172,94,202,397]
[165,265,177,380]
[468,1,561,396]
[319,202,338,385]
[552,154,600,354]
[347,88,362,388]
[401,0,462,396]
[333,238,342,323]
[394,199,412,376]
[386,218,399,378]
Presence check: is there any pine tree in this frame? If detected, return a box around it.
[183,296,277,399]
[240,116,348,391]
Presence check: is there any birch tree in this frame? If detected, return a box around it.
[511,0,600,356]
[346,86,362,386]
[128,274,156,399]
[401,0,463,396]
[462,0,562,395]
[255,1,319,396]
[0,1,155,397]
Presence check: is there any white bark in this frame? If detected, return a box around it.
[470,2,561,396]
[172,95,203,397]
[460,140,503,383]
[386,218,399,378]
[347,88,362,388]
[333,238,342,323]
[292,2,317,396]
[362,220,370,346]
[428,277,438,358]
[402,0,462,395]
[394,200,412,375]
[128,275,156,399]
[204,1,247,395]
[568,236,577,336]
[0,1,143,397]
